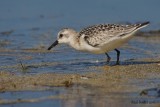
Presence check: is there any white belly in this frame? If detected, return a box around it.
[84,36,133,54]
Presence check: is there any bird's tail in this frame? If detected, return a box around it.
[120,21,149,39]
[136,21,150,29]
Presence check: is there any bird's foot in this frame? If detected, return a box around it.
[115,61,120,65]
[107,57,111,63]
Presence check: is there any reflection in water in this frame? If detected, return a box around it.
[61,86,137,107]
[1,86,160,107]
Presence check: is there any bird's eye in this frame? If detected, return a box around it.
[59,34,63,38]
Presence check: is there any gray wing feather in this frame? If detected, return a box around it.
[79,24,137,47]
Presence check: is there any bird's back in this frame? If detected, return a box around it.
[79,22,149,47]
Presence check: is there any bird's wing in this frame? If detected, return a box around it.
[79,22,149,47]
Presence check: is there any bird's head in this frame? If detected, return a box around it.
[48,28,78,50]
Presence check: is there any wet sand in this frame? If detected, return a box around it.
[0,58,160,92]
[0,58,160,104]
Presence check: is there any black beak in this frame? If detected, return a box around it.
[48,40,59,50]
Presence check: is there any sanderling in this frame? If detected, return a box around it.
[48,21,149,65]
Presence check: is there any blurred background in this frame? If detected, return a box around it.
[0,0,160,32]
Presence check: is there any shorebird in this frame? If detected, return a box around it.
[48,21,149,65]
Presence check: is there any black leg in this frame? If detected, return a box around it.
[105,53,111,63]
[114,49,120,65]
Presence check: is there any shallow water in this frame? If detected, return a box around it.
[1,86,160,107]
[0,0,160,107]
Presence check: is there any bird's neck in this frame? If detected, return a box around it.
[68,36,81,51]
